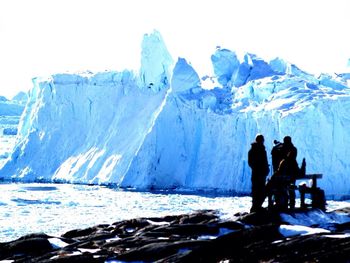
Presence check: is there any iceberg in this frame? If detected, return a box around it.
[0,96,25,117]
[1,30,350,199]
[0,31,172,184]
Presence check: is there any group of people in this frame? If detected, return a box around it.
[248,134,304,212]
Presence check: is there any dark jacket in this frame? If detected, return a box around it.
[271,141,298,173]
[271,142,284,172]
[248,142,269,178]
[281,142,297,160]
[277,157,300,182]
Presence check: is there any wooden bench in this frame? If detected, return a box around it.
[267,173,325,210]
[295,174,325,210]
[298,173,323,187]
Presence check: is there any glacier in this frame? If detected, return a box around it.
[1,30,350,199]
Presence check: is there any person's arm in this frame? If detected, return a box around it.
[248,149,254,168]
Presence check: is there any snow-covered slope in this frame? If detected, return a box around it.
[1,31,350,199]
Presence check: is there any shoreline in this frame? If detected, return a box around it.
[1,208,350,262]
[1,181,350,201]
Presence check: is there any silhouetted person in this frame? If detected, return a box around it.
[271,136,297,173]
[281,136,298,208]
[271,140,283,173]
[267,150,300,210]
[281,136,297,160]
[248,134,270,213]
[277,150,299,209]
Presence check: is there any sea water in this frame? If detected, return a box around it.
[0,183,254,242]
[0,182,349,242]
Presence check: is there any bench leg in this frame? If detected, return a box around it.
[299,188,306,208]
[289,188,296,209]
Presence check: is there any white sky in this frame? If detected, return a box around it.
[0,0,349,99]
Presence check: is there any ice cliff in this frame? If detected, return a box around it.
[1,31,350,199]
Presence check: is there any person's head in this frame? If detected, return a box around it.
[255,134,264,144]
[283,136,292,144]
[273,139,282,145]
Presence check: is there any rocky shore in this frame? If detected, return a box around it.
[1,208,350,262]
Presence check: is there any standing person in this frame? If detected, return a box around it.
[275,150,300,209]
[271,140,284,173]
[281,136,298,208]
[281,136,297,160]
[248,134,270,213]
[271,136,297,173]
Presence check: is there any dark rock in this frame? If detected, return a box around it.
[2,209,350,262]
[237,208,282,225]
[217,220,245,230]
[147,223,220,237]
[62,227,97,239]
[336,221,350,231]
[245,233,350,263]
[0,237,53,260]
[170,223,282,262]
[33,253,107,263]
[178,210,218,224]
[115,240,206,262]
